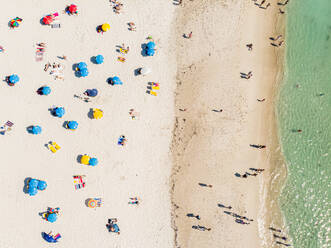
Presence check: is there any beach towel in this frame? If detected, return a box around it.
[5,121,14,127]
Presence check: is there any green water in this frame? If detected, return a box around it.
[277,1,331,247]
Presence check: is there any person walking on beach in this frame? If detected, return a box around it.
[198,183,213,188]
[212,109,223,113]
[217,203,232,209]
[192,225,211,231]
[187,213,200,220]
[270,227,282,232]
[184,32,192,39]
[246,43,253,51]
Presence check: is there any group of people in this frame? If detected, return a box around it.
[270,227,291,246]
[110,0,123,14]
[235,168,265,178]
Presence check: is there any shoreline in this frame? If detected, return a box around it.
[170,1,284,247]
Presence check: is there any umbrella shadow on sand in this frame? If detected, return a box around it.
[134,68,141,76]
[87,108,94,119]
[141,44,148,57]
[76,155,82,163]
[72,63,81,77]
[85,198,93,207]
[23,177,32,194]
[62,121,69,129]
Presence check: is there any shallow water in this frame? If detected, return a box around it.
[277,0,331,247]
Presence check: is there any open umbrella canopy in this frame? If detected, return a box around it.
[146,41,156,49]
[111,76,122,85]
[42,15,53,25]
[47,213,57,223]
[95,55,104,64]
[69,4,77,13]
[67,121,78,130]
[81,155,90,165]
[9,74,19,84]
[89,157,98,166]
[28,187,38,196]
[77,62,87,71]
[29,179,39,188]
[54,107,65,117]
[10,18,22,28]
[42,86,51,95]
[88,199,97,208]
[79,68,89,77]
[101,23,110,32]
[37,180,47,190]
[85,89,98,97]
[146,48,155,56]
[93,109,103,119]
[32,125,42,135]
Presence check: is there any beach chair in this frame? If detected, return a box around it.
[52,142,61,150]
[51,22,61,29]
[149,91,157,96]
[152,85,160,90]
[73,175,86,190]
[47,144,57,153]
[96,198,103,207]
[36,51,44,62]
[119,48,128,54]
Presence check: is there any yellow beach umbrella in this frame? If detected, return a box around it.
[93,109,103,119]
[81,155,90,165]
[101,23,110,32]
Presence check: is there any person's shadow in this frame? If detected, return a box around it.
[23,177,32,194]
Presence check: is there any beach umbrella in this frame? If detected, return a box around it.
[146,41,156,49]
[85,89,98,97]
[139,67,151,75]
[31,125,42,135]
[54,107,65,117]
[42,15,53,25]
[42,232,57,243]
[42,86,51,95]
[88,199,97,208]
[93,109,103,119]
[9,74,19,84]
[89,157,98,166]
[111,76,122,85]
[37,180,47,190]
[81,155,90,165]
[95,55,104,64]
[69,4,77,13]
[101,23,110,32]
[77,62,87,71]
[47,213,58,223]
[10,18,22,28]
[67,121,78,130]
[28,187,38,196]
[146,48,155,56]
[29,179,39,188]
[80,68,89,77]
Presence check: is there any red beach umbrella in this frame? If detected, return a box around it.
[69,4,77,13]
[42,15,53,25]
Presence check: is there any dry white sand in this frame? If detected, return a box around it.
[0,0,176,247]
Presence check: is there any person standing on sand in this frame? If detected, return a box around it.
[184,32,192,39]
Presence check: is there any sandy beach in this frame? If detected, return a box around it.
[0,0,176,247]
[171,0,282,247]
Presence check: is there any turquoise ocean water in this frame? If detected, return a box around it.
[277,0,331,247]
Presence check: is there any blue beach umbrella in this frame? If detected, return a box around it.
[77,62,87,71]
[28,187,38,196]
[9,74,19,84]
[47,213,57,223]
[95,55,104,64]
[29,179,39,188]
[31,125,42,135]
[85,89,98,97]
[80,68,89,77]
[111,76,122,85]
[146,41,156,49]
[54,107,65,118]
[67,121,78,130]
[89,157,98,166]
[37,180,47,190]
[42,86,51,95]
[146,48,155,56]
